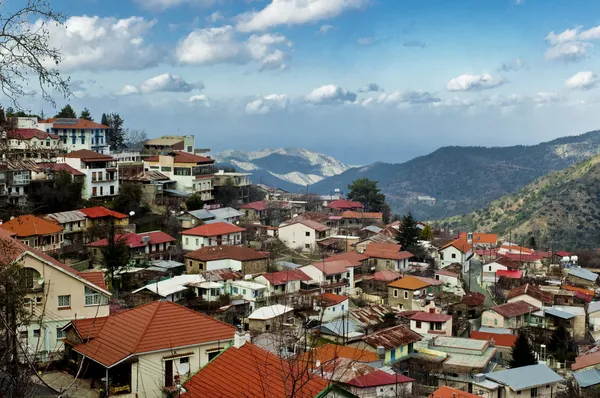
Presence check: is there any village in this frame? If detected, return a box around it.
[2,116,600,398]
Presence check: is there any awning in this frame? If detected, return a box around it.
[163,189,191,197]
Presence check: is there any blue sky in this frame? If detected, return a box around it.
[15,0,600,164]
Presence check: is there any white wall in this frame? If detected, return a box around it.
[182,232,242,251]
[299,264,326,283]
[279,223,318,251]
[435,274,459,287]
[317,299,349,322]
[439,246,464,268]
[206,259,242,272]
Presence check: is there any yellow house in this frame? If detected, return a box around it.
[2,235,111,362]
[79,206,129,229]
[357,325,421,364]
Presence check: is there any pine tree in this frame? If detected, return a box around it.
[54,104,76,118]
[79,107,93,121]
[346,178,386,212]
[104,112,125,150]
[101,112,109,126]
[510,331,537,368]
[397,211,420,250]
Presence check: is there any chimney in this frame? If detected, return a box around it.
[244,332,251,343]
[315,360,321,369]
[233,331,246,348]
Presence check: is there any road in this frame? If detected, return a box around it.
[466,258,495,307]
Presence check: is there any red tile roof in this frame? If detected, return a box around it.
[145,150,214,164]
[415,276,444,286]
[76,271,108,291]
[506,284,554,305]
[500,253,543,262]
[8,128,59,140]
[362,325,422,351]
[261,269,311,285]
[72,301,236,367]
[470,331,517,348]
[309,259,354,275]
[324,251,368,267]
[327,199,364,210]
[240,200,267,211]
[461,292,485,306]
[79,206,128,219]
[64,149,115,161]
[428,386,482,398]
[317,293,348,307]
[305,343,379,363]
[500,244,534,254]
[440,238,472,254]
[37,162,86,176]
[388,275,431,290]
[0,215,63,237]
[347,369,413,387]
[410,312,452,322]
[182,342,328,398]
[373,270,402,282]
[185,245,267,262]
[562,285,595,298]
[182,222,245,237]
[490,300,539,318]
[340,211,383,220]
[496,270,523,279]
[43,118,108,129]
[88,231,175,248]
[283,219,330,232]
[70,316,109,340]
[572,351,600,371]
[556,251,572,257]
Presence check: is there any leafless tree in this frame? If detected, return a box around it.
[124,128,148,150]
[0,0,72,107]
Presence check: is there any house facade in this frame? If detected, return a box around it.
[315,293,350,322]
[184,245,268,275]
[60,149,119,199]
[254,269,311,297]
[0,215,64,253]
[181,222,245,251]
[88,231,176,265]
[410,311,453,336]
[278,220,330,252]
[39,118,110,154]
[360,325,421,365]
[481,300,539,329]
[44,210,88,247]
[438,238,473,271]
[388,276,433,310]
[300,260,355,295]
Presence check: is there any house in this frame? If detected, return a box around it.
[573,367,600,390]
[410,311,453,336]
[247,304,294,332]
[358,270,402,296]
[506,284,554,308]
[60,149,119,199]
[213,170,251,204]
[314,293,350,322]
[121,170,176,206]
[179,209,216,229]
[4,235,110,362]
[359,325,421,364]
[451,292,486,319]
[438,238,473,270]
[79,206,129,228]
[240,200,268,220]
[254,269,311,297]
[481,300,539,329]
[88,231,176,265]
[144,151,216,201]
[307,344,379,364]
[470,331,517,367]
[181,335,331,398]
[209,207,244,224]
[481,364,564,398]
[353,233,399,254]
[337,211,383,232]
[0,215,64,252]
[460,232,498,248]
[300,260,354,295]
[364,243,414,272]
[114,151,144,181]
[44,210,88,246]
[480,257,516,287]
[278,219,330,252]
[181,222,245,251]
[388,276,434,310]
[143,135,195,154]
[434,269,461,287]
[184,245,268,275]
[39,117,110,153]
[567,267,599,288]
[6,128,63,161]
[65,301,236,397]
[572,350,600,371]
[528,305,586,340]
[327,199,364,212]
[319,319,366,343]
[428,386,481,398]
[131,274,204,303]
[588,301,600,341]
[227,280,267,311]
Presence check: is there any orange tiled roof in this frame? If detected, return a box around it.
[0,215,63,237]
[441,237,472,254]
[562,285,594,297]
[428,386,482,398]
[364,242,413,261]
[72,301,236,367]
[79,206,128,220]
[317,293,348,307]
[305,343,379,364]
[70,316,109,340]
[323,251,368,267]
[388,275,431,290]
[182,222,245,237]
[76,270,108,291]
[182,342,328,398]
[459,232,498,245]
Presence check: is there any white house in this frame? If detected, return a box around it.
[131,274,204,302]
[409,311,453,336]
[434,269,460,287]
[481,257,514,287]
[254,269,311,297]
[300,260,354,295]
[438,238,473,270]
[39,117,110,154]
[314,293,349,322]
[227,280,267,311]
[60,149,119,199]
[181,222,245,251]
[278,220,330,252]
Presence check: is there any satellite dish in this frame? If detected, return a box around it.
[10,216,14,220]
[129,211,136,216]
[37,276,45,285]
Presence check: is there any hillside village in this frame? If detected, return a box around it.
[2,116,600,398]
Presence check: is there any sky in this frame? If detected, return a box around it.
[11,0,600,164]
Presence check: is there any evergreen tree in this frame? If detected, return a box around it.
[214,178,239,208]
[548,325,573,362]
[101,112,109,126]
[397,211,420,249]
[510,331,537,368]
[104,112,125,150]
[54,104,76,118]
[528,236,537,250]
[185,194,205,211]
[113,183,143,214]
[79,107,93,121]
[346,178,386,212]
[101,220,131,291]
[419,224,434,241]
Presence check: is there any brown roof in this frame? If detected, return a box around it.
[470,331,517,348]
[461,292,485,306]
[485,256,519,269]
[76,270,108,291]
[305,343,379,364]
[506,284,554,305]
[182,222,245,237]
[410,312,452,322]
[185,245,267,262]
[0,215,63,237]
[323,251,368,267]
[70,316,109,340]
[72,301,236,367]
[388,275,431,290]
[373,270,402,282]
[145,150,214,164]
[182,342,328,398]
[283,219,330,232]
[64,149,115,161]
[362,325,421,351]
[489,300,539,318]
[429,386,482,398]
[261,269,311,285]
[309,260,353,275]
[340,211,383,220]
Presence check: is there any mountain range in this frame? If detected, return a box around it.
[440,153,600,249]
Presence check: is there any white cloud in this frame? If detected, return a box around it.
[403,40,426,48]
[545,41,591,62]
[236,0,367,32]
[371,90,441,106]
[358,83,383,93]
[318,24,335,34]
[498,57,527,72]
[579,26,600,41]
[134,0,217,11]
[246,94,289,114]
[175,26,292,70]
[533,92,563,107]
[357,37,373,45]
[565,71,598,90]
[545,27,581,45]
[446,73,506,92]
[116,73,202,96]
[306,84,357,105]
[189,94,210,106]
[208,11,224,23]
[34,15,159,71]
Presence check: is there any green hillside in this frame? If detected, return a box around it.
[439,154,600,250]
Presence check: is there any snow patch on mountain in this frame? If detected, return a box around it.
[268,171,324,186]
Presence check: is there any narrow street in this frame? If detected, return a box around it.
[466,258,495,307]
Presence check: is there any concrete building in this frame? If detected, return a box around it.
[39,118,110,154]
[300,260,355,295]
[60,149,119,199]
[314,293,350,322]
[359,325,421,365]
[143,135,195,154]
[247,304,295,332]
[184,245,268,275]
[181,222,245,251]
[438,238,473,271]
[388,276,434,310]
[213,170,251,203]
[481,300,539,330]
[278,219,330,252]
[44,210,88,246]
[478,364,564,398]
[409,311,453,336]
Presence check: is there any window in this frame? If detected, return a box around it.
[185,238,189,245]
[415,321,422,328]
[435,322,442,330]
[305,244,310,249]
[404,291,408,299]
[394,289,398,297]
[161,166,172,172]
[332,307,335,312]
[110,186,115,195]
[56,327,65,340]
[19,331,28,340]
[451,253,456,259]
[530,388,538,397]
[207,350,223,362]
[494,318,498,325]
[92,187,97,197]
[305,231,310,237]
[33,329,41,338]
[58,295,71,309]
[196,238,199,246]
[85,287,108,306]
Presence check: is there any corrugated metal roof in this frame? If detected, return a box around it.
[484,364,563,391]
[544,307,576,320]
[568,267,599,282]
[588,301,600,314]
[188,209,215,220]
[209,207,243,219]
[319,319,364,338]
[574,368,600,388]
[45,210,87,224]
